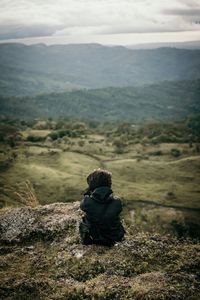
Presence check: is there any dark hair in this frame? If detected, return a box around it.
[87,168,112,191]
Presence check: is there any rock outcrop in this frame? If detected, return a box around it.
[0,202,199,300]
[0,202,80,243]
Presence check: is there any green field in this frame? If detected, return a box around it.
[1,127,200,237]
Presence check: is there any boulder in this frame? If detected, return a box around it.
[0,202,81,243]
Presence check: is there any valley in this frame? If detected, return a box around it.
[1,124,200,238]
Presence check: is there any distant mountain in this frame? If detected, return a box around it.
[1,79,199,121]
[126,40,200,50]
[0,43,200,96]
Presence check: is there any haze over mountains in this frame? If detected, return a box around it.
[0,42,200,121]
[126,40,200,50]
[0,43,200,97]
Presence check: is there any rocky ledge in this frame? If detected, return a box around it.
[0,202,81,244]
[0,202,200,300]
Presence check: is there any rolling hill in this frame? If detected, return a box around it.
[0,79,199,121]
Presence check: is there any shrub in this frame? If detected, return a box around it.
[27,135,45,142]
[48,129,81,140]
[170,148,181,157]
[187,115,200,138]
[112,138,126,154]
[0,124,21,145]
[150,150,163,156]
[151,134,178,144]
[78,140,85,147]
[48,131,59,140]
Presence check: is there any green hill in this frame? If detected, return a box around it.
[0,79,200,121]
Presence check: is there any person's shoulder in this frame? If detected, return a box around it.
[80,194,91,211]
[82,194,91,203]
[111,194,122,203]
[111,193,121,200]
[110,194,123,212]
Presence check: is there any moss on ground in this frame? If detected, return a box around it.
[1,230,199,299]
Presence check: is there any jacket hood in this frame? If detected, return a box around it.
[91,186,113,203]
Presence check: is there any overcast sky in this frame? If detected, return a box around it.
[0,0,200,45]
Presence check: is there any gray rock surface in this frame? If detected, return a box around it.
[0,202,81,243]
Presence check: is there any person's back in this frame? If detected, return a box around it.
[79,169,125,246]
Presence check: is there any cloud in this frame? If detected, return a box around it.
[176,0,200,9]
[162,5,200,29]
[0,24,65,40]
[0,0,199,41]
[163,8,200,16]
[96,25,191,35]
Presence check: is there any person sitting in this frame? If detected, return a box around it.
[79,168,125,246]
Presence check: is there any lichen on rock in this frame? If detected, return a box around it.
[0,202,81,243]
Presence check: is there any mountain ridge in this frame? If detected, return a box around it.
[1,79,199,121]
[0,43,200,96]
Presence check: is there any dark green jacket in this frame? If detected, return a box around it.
[80,186,125,243]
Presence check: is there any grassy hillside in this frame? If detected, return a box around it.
[0,79,200,121]
[1,144,200,209]
[1,118,200,238]
[0,43,200,96]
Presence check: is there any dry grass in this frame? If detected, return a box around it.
[14,180,39,208]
